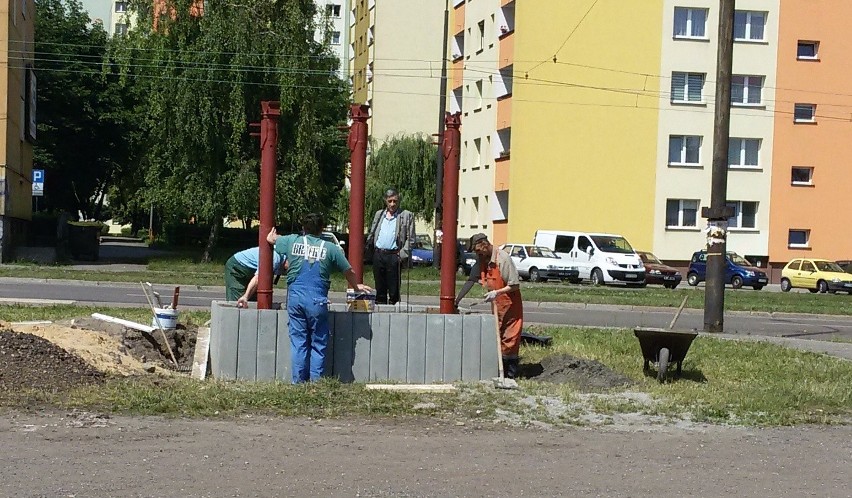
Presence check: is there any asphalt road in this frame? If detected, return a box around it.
[3,278,852,344]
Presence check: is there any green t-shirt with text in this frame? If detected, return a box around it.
[273,234,351,287]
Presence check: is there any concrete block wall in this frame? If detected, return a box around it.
[209,301,500,383]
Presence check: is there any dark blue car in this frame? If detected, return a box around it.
[687,250,768,290]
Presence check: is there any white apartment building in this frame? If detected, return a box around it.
[314,0,352,76]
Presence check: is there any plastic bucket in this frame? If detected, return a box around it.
[152,308,179,329]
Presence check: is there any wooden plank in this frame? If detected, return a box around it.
[255,309,278,382]
[442,314,463,382]
[190,326,211,380]
[387,314,409,381]
[236,309,259,381]
[351,312,373,382]
[424,314,445,383]
[406,314,428,384]
[369,313,390,381]
[275,310,291,383]
[461,314,482,381]
[212,301,239,380]
[480,314,500,379]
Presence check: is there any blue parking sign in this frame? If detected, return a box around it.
[32,169,44,197]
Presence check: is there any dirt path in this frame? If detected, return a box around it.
[0,411,849,497]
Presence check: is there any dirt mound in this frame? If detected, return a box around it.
[524,354,634,391]
[0,329,105,393]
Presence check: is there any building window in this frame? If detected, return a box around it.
[668,135,702,166]
[731,75,763,105]
[475,80,483,110]
[330,31,341,45]
[115,1,127,13]
[726,201,758,229]
[791,166,814,186]
[477,20,485,52]
[728,138,760,169]
[788,229,810,248]
[797,41,819,60]
[326,4,341,17]
[473,137,482,169]
[114,23,128,35]
[673,7,707,38]
[666,199,699,228]
[734,11,766,41]
[794,103,816,123]
[452,32,464,60]
[671,72,705,103]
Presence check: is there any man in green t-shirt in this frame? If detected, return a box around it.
[267,213,371,383]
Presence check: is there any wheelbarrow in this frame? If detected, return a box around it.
[633,296,698,382]
[633,327,698,382]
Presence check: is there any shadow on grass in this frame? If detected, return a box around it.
[641,366,708,383]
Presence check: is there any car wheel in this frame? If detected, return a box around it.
[590,268,604,286]
[687,273,699,286]
[731,276,744,289]
[780,278,792,292]
[818,280,828,294]
[529,267,542,282]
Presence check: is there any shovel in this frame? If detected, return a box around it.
[491,301,518,390]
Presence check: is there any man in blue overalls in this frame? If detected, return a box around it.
[267,213,372,383]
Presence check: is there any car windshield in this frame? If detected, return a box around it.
[639,252,662,264]
[591,236,634,254]
[415,241,434,251]
[525,246,558,258]
[727,253,751,266]
[816,261,844,272]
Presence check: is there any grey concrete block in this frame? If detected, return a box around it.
[236,309,258,380]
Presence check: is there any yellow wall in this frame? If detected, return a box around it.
[351,0,370,104]
[508,1,663,249]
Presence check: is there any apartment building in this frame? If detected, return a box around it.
[0,0,35,261]
[447,0,852,272]
[349,0,444,144]
[314,0,352,76]
[79,0,137,36]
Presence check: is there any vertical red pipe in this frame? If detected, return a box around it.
[347,104,370,283]
[257,101,280,309]
[439,112,461,314]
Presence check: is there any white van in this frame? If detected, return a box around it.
[533,230,645,286]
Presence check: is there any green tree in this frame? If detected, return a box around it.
[34,0,140,220]
[117,0,349,260]
[364,134,438,226]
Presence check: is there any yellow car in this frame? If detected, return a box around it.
[780,258,852,294]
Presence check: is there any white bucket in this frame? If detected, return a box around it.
[152,308,179,329]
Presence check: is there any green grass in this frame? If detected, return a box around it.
[2,306,849,426]
[0,304,211,326]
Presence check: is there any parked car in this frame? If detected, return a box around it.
[500,243,580,282]
[836,260,852,274]
[637,251,682,289]
[533,230,644,286]
[410,238,434,267]
[687,250,768,290]
[320,231,345,249]
[457,239,477,276]
[781,258,852,294]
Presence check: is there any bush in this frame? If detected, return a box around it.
[120,226,133,237]
[136,228,149,240]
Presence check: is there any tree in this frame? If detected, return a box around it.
[34,0,140,220]
[116,0,349,260]
[364,134,438,227]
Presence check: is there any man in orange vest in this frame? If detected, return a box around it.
[454,233,523,378]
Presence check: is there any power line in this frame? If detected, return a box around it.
[525,0,600,75]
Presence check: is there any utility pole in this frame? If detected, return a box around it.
[433,0,450,268]
[703,0,736,332]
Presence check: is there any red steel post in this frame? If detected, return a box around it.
[347,104,370,283]
[256,101,281,309]
[439,112,462,314]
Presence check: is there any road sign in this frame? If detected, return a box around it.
[32,169,44,197]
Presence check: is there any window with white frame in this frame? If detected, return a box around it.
[797,41,819,60]
[788,229,810,248]
[673,7,707,38]
[115,1,127,13]
[734,10,766,41]
[728,138,760,168]
[726,201,758,229]
[475,80,483,110]
[473,137,482,169]
[330,31,341,45]
[731,75,763,105]
[114,23,128,36]
[325,4,341,17]
[668,135,702,166]
[671,72,705,103]
[477,20,485,52]
[794,103,816,123]
[666,199,699,228]
[791,166,814,186]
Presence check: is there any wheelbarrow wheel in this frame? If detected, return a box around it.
[657,348,670,382]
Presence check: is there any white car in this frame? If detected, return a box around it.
[500,244,580,282]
